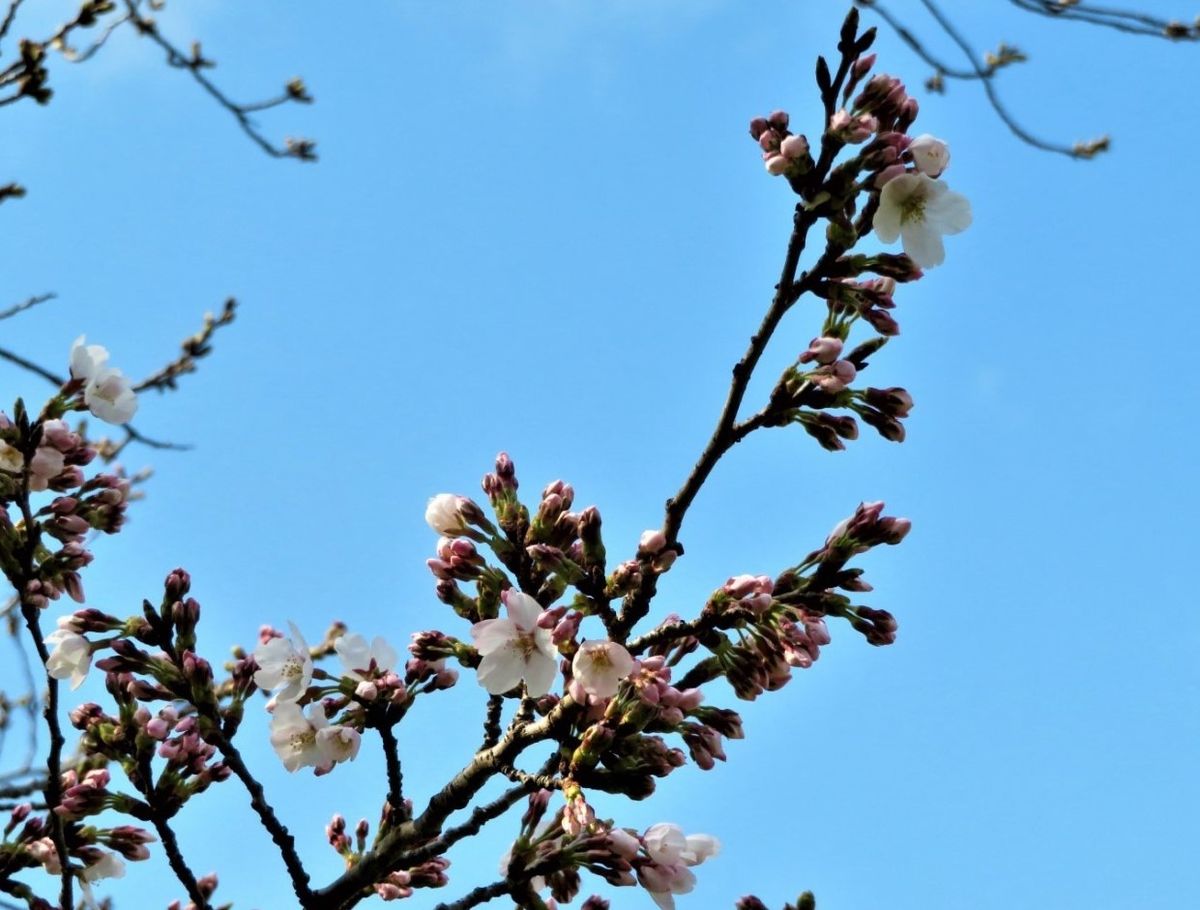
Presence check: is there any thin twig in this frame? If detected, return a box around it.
[205,727,314,906]
[0,293,55,322]
[121,1,315,161]
[0,347,64,386]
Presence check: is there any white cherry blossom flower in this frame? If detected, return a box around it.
[85,366,138,425]
[316,724,362,764]
[335,633,398,681]
[572,640,634,699]
[470,590,557,697]
[638,823,721,910]
[873,172,971,268]
[44,622,92,690]
[70,336,109,382]
[269,701,332,772]
[425,493,466,535]
[254,622,313,702]
[82,850,126,881]
[907,133,950,177]
[0,441,22,474]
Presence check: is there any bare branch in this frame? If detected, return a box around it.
[120,1,316,161]
[134,298,237,394]
[0,293,55,322]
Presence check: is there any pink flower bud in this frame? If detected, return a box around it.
[764,154,789,176]
[798,336,844,365]
[780,134,809,160]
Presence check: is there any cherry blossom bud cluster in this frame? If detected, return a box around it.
[851,73,918,133]
[749,110,813,178]
[718,574,775,614]
[823,500,911,554]
[828,108,878,144]
[827,276,899,336]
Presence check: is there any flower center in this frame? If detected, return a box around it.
[899,195,926,225]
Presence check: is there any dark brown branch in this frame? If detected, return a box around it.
[138,762,213,910]
[314,698,576,908]
[0,0,25,46]
[433,879,511,910]
[377,721,406,822]
[64,13,133,64]
[1008,0,1199,38]
[205,727,314,906]
[121,1,316,161]
[11,465,73,909]
[919,0,1086,158]
[134,298,236,394]
[0,293,54,322]
[0,347,63,386]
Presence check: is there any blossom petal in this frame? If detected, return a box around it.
[902,225,945,268]
[476,649,525,695]
[470,618,518,655]
[522,652,558,698]
[504,591,542,630]
[872,198,902,243]
[926,189,972,234]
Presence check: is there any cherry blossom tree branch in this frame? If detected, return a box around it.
[375,720,406,823]
[9,457,73,910]
[1007,0,1199,37]
[0,294,54,323]
[854,0,1196,158]
[133,757,213,910]
[204,726,314,906]
[0,0,26,46]
[133,298,237,395]
[0,300,236,455]
[315,698,577,908]
[119,0,316,161]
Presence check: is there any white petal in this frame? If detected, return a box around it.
[926,189,972,234]
[902,225,945,268]
[370,636,398,672]
[476,649,524,695]
[872,198,902,243]
[504,591,542,630]
[683,834,720,865]
[522,652,558,698]
[471,618,518,655]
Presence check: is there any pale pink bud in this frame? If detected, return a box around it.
[907,134,950,177]
[764,154,789,176]
[780,134,809,160]
[798,336,843,365]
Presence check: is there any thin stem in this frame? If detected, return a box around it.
[13,470,72,909]
[0,348,64,387]
[146,803,212,910]
[433,879,510,910]
[205,727,314,905]
[0,293,55,322]
[377,721,406,822]
[610,206,815,641]
[121,1,314,161]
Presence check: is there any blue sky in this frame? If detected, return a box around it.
[3,2,1198,909]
